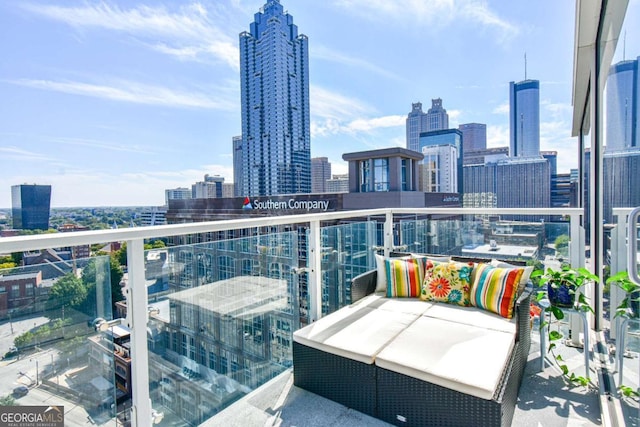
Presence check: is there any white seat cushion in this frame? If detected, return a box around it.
[423,303,516,335]
[294,306,419,364]
[366,297,435,316]
[375,316,515,400]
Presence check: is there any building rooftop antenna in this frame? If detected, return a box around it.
[524,52,527,80]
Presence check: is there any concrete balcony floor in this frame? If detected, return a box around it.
[205,330,603,427]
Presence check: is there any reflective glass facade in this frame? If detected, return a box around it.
[239,0,311,197]
[605,58,639,152]
[509,80,540,158]
[11,184,52,230]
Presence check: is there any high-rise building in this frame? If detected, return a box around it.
[140,207,167,226]
[222,183,235,198]
[603,150,640,223]
[239,0,311,196]
[605,57,639,152]
[232,136,243,197]
[406,102,428,152]
[192,175,224,199]
[11,184,51,230]
[426,98,449,131]
[165,188,192,206]
[418,129,464,193]
[326,174,349,193]
[463,158,550,220]
[509,80,540,157]
[459,123,487,153]
[311,157,331,193]
[418,144,458,193]
[463,147,509,166]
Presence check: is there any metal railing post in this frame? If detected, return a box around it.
[308,221,323,322]
[126,238,152,427]
[628,207,640,284]
[384,211,393,257]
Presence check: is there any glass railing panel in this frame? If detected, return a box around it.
[398,215,571,266]
[144,232,300,426]
[316,221,377,316]
[0,255,116,426]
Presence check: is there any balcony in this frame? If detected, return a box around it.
[1,207,638,426]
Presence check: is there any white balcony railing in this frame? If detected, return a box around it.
[0,207,589,426]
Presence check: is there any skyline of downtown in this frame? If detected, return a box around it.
[1,0,639,207]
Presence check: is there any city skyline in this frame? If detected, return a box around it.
[1,0,639,207]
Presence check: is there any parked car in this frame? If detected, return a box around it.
[13,385,29,397]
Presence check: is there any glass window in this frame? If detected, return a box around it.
[374,158,389,191]
[401,159,408,191]
[359,159,371,192]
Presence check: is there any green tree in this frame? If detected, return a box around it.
[110,254,124,305]
[554,234,570,258]
[0,394,16,406]
[48,273,87,312]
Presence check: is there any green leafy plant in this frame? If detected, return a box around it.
[607,270,640,319]
[607,270,640,400]
[531,265,599,388]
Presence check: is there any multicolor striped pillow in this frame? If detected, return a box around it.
[385,257,424,298]
[470,263,524,319]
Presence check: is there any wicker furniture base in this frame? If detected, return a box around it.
[293,341,377,417]
[376,342,523,427]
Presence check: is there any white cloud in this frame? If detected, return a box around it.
[347,115,405,132]
[492,102,510,115]
[448,109,462,127]
[313,45,401,80]
[333,0,519,41]
[10,78,237,110]
[51,136,151,154]
[0,146,56,163]
[21,2,239,69]
[310,86,404,137]
[311,85,372,120]
[487,125,509,148]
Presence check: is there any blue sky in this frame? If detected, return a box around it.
[0,0,638,207]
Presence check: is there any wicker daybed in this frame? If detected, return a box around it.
[293,255,532,427]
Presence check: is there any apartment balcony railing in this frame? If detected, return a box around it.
[0,207,637,426]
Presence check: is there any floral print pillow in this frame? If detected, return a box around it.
[420,260,474,306]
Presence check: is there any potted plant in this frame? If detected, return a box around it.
[531,264,599,387]
[606,270,640,399]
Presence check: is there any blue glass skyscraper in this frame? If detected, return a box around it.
[239,0,311,196]
[509,80,540,158]
[11,184,51,230]
[606,57,639,152]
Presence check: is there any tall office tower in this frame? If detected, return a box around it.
[192,175,224,199]
[459,123,487,153]
[239,0,311,196]
[140,206,167,226]
[11,184,52,230]
[606,57,639,152]
[165,188,192,206]
[406,102,428,152]
[463,158,550,221]
[232,136,243,197]
[418,144,458,193]
[426,98,449,131]
[603,150,640,223]
[222,183,235,198]
[311,157,331,193]
[419,129,464,193]
[509,80,540,157]
[326,174,349,193]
